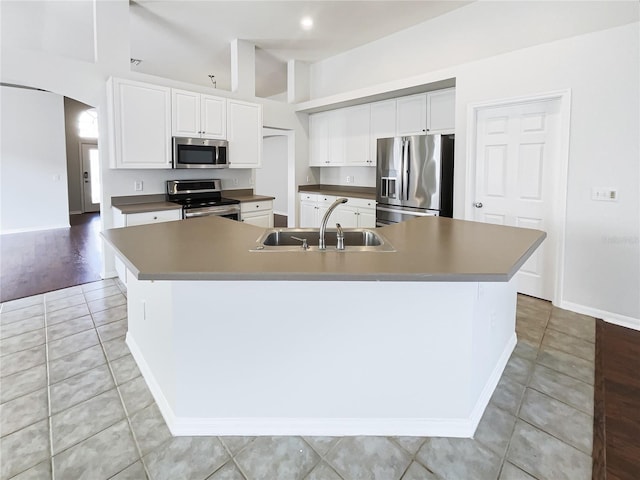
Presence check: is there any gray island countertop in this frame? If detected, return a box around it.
[101,216,545,282]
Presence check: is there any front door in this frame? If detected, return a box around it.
[473,99,561,300]
[81,143,100,213]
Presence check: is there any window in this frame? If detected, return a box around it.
[78,108,98,138]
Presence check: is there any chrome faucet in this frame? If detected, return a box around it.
[319,198,348,250]
[336,223,345,250]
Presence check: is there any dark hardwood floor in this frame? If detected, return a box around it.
[0,213,102,303]
[593,319,640,480]
[274,214,287,228]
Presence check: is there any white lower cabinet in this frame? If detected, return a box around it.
[299,194,375,228]
[112,207,182,284]
[240,200,273,227]
[332,197,377,228]
[299,193,337,227]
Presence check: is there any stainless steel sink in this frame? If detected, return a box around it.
[251,228,395,252]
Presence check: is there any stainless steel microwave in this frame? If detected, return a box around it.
[172,137,229,169]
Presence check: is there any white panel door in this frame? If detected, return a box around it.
[474,100,560,300]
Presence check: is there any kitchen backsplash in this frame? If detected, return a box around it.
[318,166,376,187]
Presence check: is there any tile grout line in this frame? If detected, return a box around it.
[43,295,56,480]
[89,294,153,480]
[219,439,253,480]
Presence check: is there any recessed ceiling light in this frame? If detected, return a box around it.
[300,16,313,30]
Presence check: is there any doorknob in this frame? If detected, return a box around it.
[474,202,483,208]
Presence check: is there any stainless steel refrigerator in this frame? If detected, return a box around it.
[376,134,454,225]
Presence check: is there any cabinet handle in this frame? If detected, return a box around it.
[256,205,259,208]
[153,216,158,220]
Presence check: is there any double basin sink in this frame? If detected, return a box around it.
[251,228,395,252]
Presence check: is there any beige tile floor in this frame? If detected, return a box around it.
[0,280,595,480]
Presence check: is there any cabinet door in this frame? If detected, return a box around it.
[201,95,226,139]
[309,112,330,166]
[242,211,272,228]
[370,99,396,166]
[396,93,427,136]
[111,79,172,169]
[344,105,371,166]
[327,109,346,165]
[227,100,262,168]
[125,209,182,226]
[427,88,455,133]
[357,208,376,228]
[332,205,358,228]
[172,89,200,137]
[299,201,318,227]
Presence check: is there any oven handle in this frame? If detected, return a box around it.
[184,207,240,218]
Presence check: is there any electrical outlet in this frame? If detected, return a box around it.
[134,180,143,191]
[346,176,353,184]
[591,187,618,201]
[233,178,239,186]
[306,175,310,183]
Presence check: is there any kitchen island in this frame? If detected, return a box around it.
[102,216,544,437]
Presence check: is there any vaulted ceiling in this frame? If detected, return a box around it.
[129,1,472,98]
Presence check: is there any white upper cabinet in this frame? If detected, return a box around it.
[201,95,226,138]
[310,106,370,167]
[426,88,455,133]
[309,112,331,166]
[344,104,371,166]
[172,89,226,139]
[227,99,262,168]
[396,93,427,136]
[308,88,454,168]
[370,99,397,166]
[108,78,172,169]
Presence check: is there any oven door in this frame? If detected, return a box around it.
[375,205,438,226]
[184,205,240,220]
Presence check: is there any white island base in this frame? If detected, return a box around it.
[125,276,517,438]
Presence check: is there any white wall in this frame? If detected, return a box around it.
[257,135,288,215]
[0,0,310,275]
[0,86,70,233]
[306,16,640,324]
[310,1,639,98]
[319,166,375,188]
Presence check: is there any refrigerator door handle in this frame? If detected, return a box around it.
[400,140,406,201]
[404,139,411,201]
[380,177,388,198]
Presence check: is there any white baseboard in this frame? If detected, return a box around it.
[273,211,287,217]
[126,333,178,434]
[468,332,517,436]
[1,223,70,235]
[126,331,512,438]
[102,270,118,279]
[169,415,475,438]
[69,210,83,215]
[560,300,640,331]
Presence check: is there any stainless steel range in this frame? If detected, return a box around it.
[166,179,240,220]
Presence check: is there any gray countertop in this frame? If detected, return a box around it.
[111,192,274,215]
[112,201,183,215]
[101,216,545,282]
[298,185,376,200]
